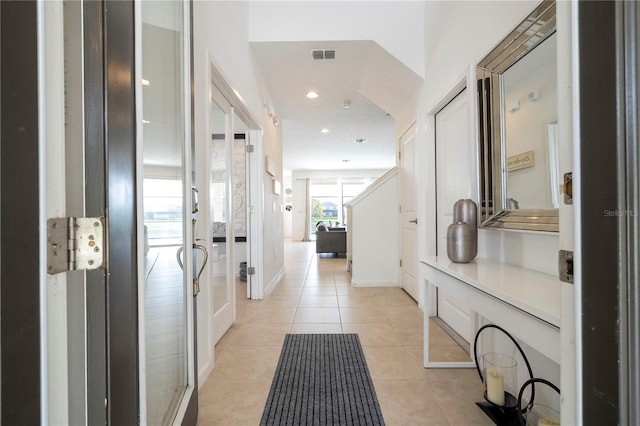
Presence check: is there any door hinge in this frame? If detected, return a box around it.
[246,144,255,153]
[400,259,403,267]
[563,172,573,204]
[558,250,574,284]
[399,150,401,161]
[47,217,105,274]
[247,266,256,275]
[399,205,402,213]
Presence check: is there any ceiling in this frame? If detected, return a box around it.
[251,40,423,172]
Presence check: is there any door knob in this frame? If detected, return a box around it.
[409,218,418,224]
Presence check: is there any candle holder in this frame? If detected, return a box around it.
[473,324,534,426]
[482,353,518,407]
[517,378,561,426]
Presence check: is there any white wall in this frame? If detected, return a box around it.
[283,173,293,238]
[290,169,389,241]
[417,0,557,275]
[248,1,425,77]
[192,1,284,384]
[416,0,569,420]
[349,171,400,287]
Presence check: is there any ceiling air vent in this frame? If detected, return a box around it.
[311,49,336,60]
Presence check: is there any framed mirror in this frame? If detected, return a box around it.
[477,0,558,232]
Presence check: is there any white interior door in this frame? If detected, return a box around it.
[435,88,473,343]
[400,125,419,302]
[246,128,265,300]
[239,126,253,300]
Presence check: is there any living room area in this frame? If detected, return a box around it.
[284,168,401,287]
[285,172,383,250]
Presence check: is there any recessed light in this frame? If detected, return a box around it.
[142,119,151,124]
[342,159,350,162]
[354,138,368,144]
[306,91,319,99]
[343,100,351,109]
[142,79,150,86]
[320,128,330,134]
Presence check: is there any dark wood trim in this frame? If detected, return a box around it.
[83,1,109,424]
[0,1,41,423]
[579,1,620,424]
[105,1,140,423]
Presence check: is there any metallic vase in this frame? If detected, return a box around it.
[447,222,477,263]
[447,199,478,263]
[453,199,478,226]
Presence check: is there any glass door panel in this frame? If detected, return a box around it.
[210,100,230,314]
[233,113,251,299]
[140,1,189,424]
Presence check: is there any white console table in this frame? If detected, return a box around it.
[421,256,561,367]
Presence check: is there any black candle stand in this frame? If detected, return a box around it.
[473,324,535,426]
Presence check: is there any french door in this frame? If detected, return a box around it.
[8,1,199,424]
[137,1,198,424]
[208,85,236,344]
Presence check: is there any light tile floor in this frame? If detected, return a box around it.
[197,241,491,425]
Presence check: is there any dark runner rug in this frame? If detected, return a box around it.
[260,334,385,426]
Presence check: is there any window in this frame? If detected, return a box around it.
[311,181,339,231]
[309,177,376,233]
[143,178,183,245]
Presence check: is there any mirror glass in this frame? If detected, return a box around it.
[477,0,559,231]
[503,33,558,209]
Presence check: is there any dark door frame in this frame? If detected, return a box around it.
[83,1,110,423]
[0,0,141,423]
[63,0,141,423]
[579,1,639,424]
[103,1,140,423]
[0,1,42,423]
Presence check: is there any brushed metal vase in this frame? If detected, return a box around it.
[453,199,478,226]
[447,222,477,263]
[447,199,478,263]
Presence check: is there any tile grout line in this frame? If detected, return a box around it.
[289,241,313,333]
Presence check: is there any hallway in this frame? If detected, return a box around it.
[197,241,490,425]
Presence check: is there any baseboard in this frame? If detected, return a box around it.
[351,280,399,287]
[264,266,286,296]
[198,358,214,390]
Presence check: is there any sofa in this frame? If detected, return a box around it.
[316,226,347,254]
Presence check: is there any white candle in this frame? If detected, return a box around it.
[538,418,560,426]
[486,367,505,405]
